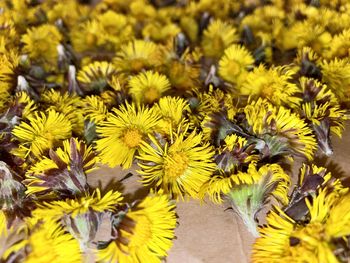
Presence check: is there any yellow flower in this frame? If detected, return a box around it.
[225,163,290,236]
[298,77,339,107]
[81,95,108,123]
[114,40,162,73]
[244,98,317,160]
[218,44,254,85]
[142,21,181,43]
[100,90,118,107]
[160,46,200,94]
[27,137,98,175]
[32,189,123,249]
[128,70,171,104]
[278,22,332,54]
[298,164,346,195]
[296,77,347,155]
[320,58,350,103]
[199,173,234,204]
[97,193,177,263]
[252,207,296,263]
[95,10,134,46]
[21,24,62,70]
[95,103,160,169]
[213,134,258,174]
[129,0,157,21]
[77,61,117,92]
[45,0,89,28]
[70,20,102,53]
[41,89,84,134]
[137,127,216,199]
[25,219,82,263]
[25,138,98,198]
[71,10,133,53]
[14,92,37,119]
[253,177,349,263]
[294,47,322,79]
[195,87,237,129]
[295,46,320,65]
[202,161,289,205]
[201,19,239,58]
[35,189,123,219]
[241,5,285,36]
[12,110,72,159]
[327,28,350,59]
[240,65,300,106]
[0,52,19,111]
[153,96,190,135]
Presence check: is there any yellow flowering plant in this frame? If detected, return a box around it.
[0,0,349,262]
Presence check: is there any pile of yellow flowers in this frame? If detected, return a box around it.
[1,0,350,262]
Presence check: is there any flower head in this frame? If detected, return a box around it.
[231,163,290,236]
[284,164,347,222]
[77,61,117,93]
[202,163,290,236]
[327,28,350,59]
[21,24,62,70]
[70,10,133,53]
[0,52,20,111]
[13,92,37,119]
[95,103,161,168]
[240,65,300,106]
[97,192,177,263]
[12,110,72,159]
[114,40,162,73]
[41,90,84,134]
[218,44,254,85]
[24,138,97,198]
[214,134,258,174]
[320,58,350,104]
[153,96,190,135]
[296,77,347,155]
[137,127,216,199]
[81,95,109,123]
[34,189,123,219]
[24,219,82,263]
[128,71,171,104]
[243,98,317,161]
[33,189,123,250]
[196,87,238,134]
[160,43,200,94]
[253,188,350,263]
[201,19,239,58]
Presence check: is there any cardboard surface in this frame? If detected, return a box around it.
[88,122,350,263]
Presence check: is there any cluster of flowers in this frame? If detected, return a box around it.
[0,0,350,262]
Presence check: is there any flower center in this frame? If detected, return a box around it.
[164,152,189,178]
[144,87,160,103]
[227,60,241,76]
[123,129,142,148]
[128,215,152,248]
[130,59,145,72]
[261,83,274,97]
[86,33,97,46]
[212,36,225,56]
